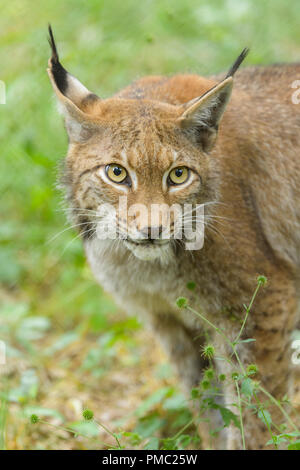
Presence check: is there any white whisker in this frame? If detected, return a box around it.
[46,221,97,245]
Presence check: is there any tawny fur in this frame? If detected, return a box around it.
[47,27,300,449]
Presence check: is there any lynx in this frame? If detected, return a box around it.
[47,26,300,449]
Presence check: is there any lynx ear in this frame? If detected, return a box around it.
[179,48,249,152]
[47,25,101,142]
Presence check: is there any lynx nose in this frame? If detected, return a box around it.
[140,225,164,240]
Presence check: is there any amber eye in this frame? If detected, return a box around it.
[106,164,128,183]
[168,166,189,185]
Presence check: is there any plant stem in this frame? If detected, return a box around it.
[235,380,246,449]
[186,306,231,348]
[186,306,246,375]
[231,346,246,375]
[252,393,278,449]
[38,419,111,448]
[234,283,261,344]
[170,418,195,441]
[95,420,122,448]
[258,385,300,433]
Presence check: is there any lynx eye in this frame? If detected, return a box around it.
[168,166,189,185]
[106,164,128,183]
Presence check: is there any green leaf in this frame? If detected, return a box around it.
[266,436,287,446]
[0,249,22,283]
[279,432,300,439]
[161,437,178,450]
[288,440,300,450]
[163,392,186,410]
[135,412,165,438]
[135,387,173,416]
[16,316,51,341]
[237,338,256,344]
[219,406,241,429]
[8,369,39,402]
[24,406,63,421]
[0,302,29,325]
[257,409,272,427]
[68,420,100,437]
[241,378,254,398]
[44,331,79,355]
[176,434,192,449]
[122,431,142,446]
[144,437,159,450]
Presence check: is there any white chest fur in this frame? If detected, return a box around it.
[84,238,209,331]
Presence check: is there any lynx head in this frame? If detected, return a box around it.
[48,26,248,262]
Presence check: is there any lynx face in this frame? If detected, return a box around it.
[48,26,247,262]
[63,110,212,262]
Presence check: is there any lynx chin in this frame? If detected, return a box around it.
[47,25,300,450]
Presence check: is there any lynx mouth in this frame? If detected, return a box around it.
[124,238,170,247]
[123,238,171,261]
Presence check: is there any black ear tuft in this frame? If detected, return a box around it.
[48,24,68,95]
[48,24,59,63]
[225,47,249,78]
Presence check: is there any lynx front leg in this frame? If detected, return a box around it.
[150,314,207,391]
[149,314,226,449]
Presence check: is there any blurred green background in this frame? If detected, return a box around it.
[0,0,299,450]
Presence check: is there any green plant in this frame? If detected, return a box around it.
[176,275,300,450]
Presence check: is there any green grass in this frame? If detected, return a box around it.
[0,0,300,450]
